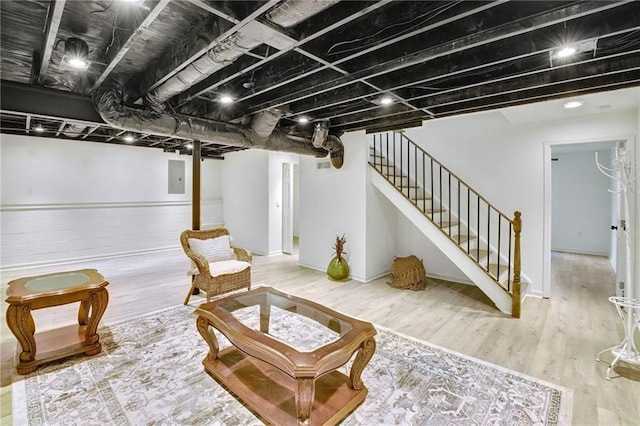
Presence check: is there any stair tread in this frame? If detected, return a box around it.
[469,249,490,261]
[487,263,510,278]
[451,234,476,244]
[438,220,459,229]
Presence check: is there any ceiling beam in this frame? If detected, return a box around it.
[90,0,172,93]
[1,80,104,123]
[233,0,509,112]
[410,51,640,109]
[288,24,638,119]
[292,48,426,116]
[185,0,240,24]
[328,52,640,129]
[434,75,640,118]
[171,0,392,107]
[37,0,66,85]
[245,0,636,116]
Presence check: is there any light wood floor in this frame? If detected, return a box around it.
[1,249,639,425]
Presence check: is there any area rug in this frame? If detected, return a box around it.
[12,304,572,425]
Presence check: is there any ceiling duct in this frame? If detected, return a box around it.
[61,122,88,138]
[94,79,344,167]
[144,32,260,111]
[251,108,283,137]
[144,0,337,110]
[265,0,340,27]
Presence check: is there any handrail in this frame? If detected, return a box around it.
[369,131,522,317]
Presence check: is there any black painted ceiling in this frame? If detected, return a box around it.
[1,0,639,158]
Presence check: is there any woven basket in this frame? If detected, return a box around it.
[387,255,426,291]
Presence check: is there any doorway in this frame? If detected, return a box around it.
[281,163,299,255]
[543,138,631,298]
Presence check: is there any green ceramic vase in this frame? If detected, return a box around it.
[327,256,349,281]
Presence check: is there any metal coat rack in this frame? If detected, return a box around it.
[594,147,640,380]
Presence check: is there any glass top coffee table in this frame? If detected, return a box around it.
[196,286,376,425]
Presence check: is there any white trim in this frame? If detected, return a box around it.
[0,246,182,272]
[550,248,610,256]
[0,199,222,212]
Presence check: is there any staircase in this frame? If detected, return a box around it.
[369,131,524,317]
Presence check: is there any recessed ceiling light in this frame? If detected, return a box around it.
[563,100,584,109]
[185,143,193,149]
[63,38,90,69]
[34,124,45,132]
[298,117,309,124]
[66,57,90,69]
[67,58,89,70]
[556,46,576,58]
[123,134,135,143]
[380,96,394,105]
[219,95,234,104]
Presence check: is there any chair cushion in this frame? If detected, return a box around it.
[188,259,251,276]
[209,260,251,277]
[188,235,234,262]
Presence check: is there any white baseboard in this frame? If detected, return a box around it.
[551,248,609,257]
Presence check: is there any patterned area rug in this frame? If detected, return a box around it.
[12,304,572,425]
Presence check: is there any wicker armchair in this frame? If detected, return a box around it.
[180,228,252,305]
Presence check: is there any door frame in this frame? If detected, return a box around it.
[282,162,294,254]
[542,134,635,298]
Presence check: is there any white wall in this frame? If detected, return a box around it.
[365,164,398,280]
[298,132,368,280]
[396,215,471,283]
[222,149,269,254]
[403,106,637,296]
[0,134,223,269]
[222,149,299,256]
[551,150,612,255]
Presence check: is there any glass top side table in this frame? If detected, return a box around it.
[596,296,640,380]
[5,269,109,375]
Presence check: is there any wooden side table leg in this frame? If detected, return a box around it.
[196,316,219,361]
[78,300,90,325]
[349,337,376,390]
[84,288,109,356]
[294,377,315,425]
[6,304,38,375]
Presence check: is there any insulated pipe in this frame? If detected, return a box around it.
[265,0,340,27]
[144,0,339,109]
[93,79,344,167]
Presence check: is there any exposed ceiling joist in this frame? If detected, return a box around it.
[90,0,172,92]
[36,0,66,84]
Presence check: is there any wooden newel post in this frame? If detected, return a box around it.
[512,211,522,318]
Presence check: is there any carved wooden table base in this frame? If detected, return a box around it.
[196,286,377,426]
[5,269,109,375]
